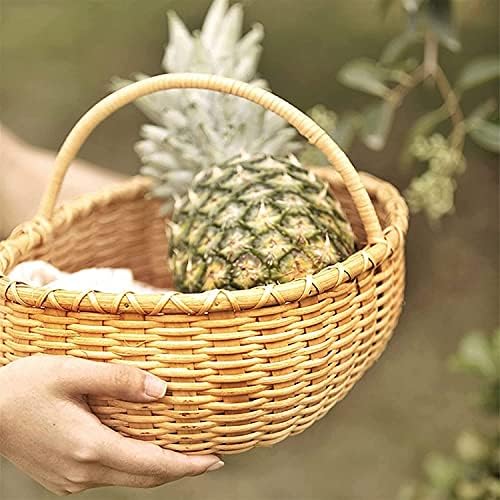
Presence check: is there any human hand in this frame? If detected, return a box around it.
[0,123,122,237]
[0,355,223,495]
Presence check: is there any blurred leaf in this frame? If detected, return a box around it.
[455,431,490,464]
[390,57,420,74]
[465,100,499,153]
[298,145,327,166]
[423,453,461,490]
[492,328,500,363]
[406,0,460,52]
[333,112,361,151]
[468,119,500,154]
[299,109,361,162]
[308,104,337,132]
[401,106,450,166]
[381,31,420,64]
[361,101,396,150]
[488,478,500,498]
[450,331,497,379]
[466,99,497,123]
[401,107,451,167]
[299,105,339,165]
[338,59,390,97]
[456,55,500,92]
[450,328,500,413]
[481,379,500,414]
[401,0,425,13]
[455,480,487,499]
[424,0,461,52]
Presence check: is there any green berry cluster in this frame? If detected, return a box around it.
[405,134,466,222]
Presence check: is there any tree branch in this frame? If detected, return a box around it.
[433,66,466,149]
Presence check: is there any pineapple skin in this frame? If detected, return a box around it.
[169,155,355,292]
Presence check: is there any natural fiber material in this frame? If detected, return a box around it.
[0,75,408,454]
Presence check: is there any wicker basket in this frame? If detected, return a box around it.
[0,74,408,455]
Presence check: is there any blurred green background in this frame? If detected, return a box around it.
[0,1,498,499]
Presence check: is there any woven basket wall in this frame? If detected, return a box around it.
[0,74,408,455]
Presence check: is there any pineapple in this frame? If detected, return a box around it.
[117,0,356,292]
[170,155,355,292]
[113,0,300,210]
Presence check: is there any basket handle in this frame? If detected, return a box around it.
[38,73,384,242]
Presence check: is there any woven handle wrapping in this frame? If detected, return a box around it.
[38,73,383,242]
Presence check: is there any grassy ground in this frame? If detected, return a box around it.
[0,1,498,499]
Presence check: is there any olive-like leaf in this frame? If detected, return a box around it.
[492,328,500,364]
[308,104,337,133]
[361,101,395,151]
[465,100,499,154]
[401,0,424,13]
[466,99,497,123]
[338,59,390,98]
[450,331,497,378]
[332,112,361,151]
[423,453,461,490]
[380,31,420,64]
[456,55,500,92]
[468,119,500,154]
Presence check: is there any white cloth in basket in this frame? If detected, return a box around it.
[8,261,167,293]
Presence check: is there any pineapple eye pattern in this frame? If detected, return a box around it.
[169,155,355,292]
[232,253,268,289]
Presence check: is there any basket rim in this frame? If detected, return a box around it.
[0,171,408,315]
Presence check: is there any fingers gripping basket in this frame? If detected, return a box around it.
[0,74,408,455]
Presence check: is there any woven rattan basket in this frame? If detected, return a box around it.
[0,74,408,455]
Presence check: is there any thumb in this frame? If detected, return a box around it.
[55,357,167,402]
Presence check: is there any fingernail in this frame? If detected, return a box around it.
[144,375,167,398]
[206,460,224,472]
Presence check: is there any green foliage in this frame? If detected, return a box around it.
[380,31,420,65]
[467,119,500,155]
[400,329,500,500]
[456,56,500,93]
[360,100,397,151]
[337,59,389,97]
[302,0,500,224]
[300,106,360,165]
[465,99,500,155]
[405,134,465,221]
[416,0,460,52]
[450,329,500,413]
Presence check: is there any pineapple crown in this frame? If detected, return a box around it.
[112,0,301,212]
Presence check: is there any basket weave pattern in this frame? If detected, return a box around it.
[0,75,408,454]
